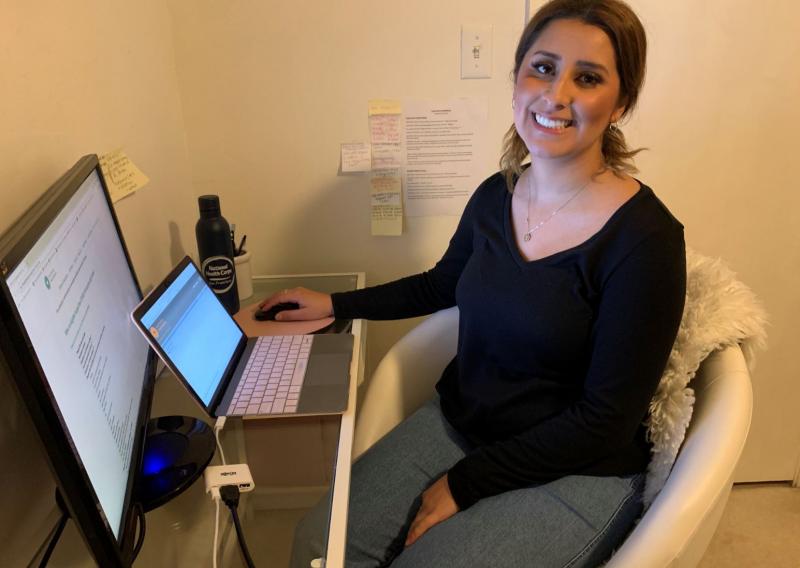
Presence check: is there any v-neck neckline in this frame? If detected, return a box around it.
[503,181,646,267]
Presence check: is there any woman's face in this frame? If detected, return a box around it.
[513,19,626,164]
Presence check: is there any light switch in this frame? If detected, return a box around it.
[461,24,493,79]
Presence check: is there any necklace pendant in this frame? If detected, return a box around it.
[523,233,531,242]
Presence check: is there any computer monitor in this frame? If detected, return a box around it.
[0,155,156,566]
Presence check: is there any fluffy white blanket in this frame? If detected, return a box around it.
[642,247,768,506]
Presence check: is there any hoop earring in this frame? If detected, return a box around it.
[608,122,620,133]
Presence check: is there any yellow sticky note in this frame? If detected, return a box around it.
[99,149,149,203]
[368,99,402,116]
[370,170,403,236]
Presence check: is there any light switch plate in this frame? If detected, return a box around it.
[461,24,493,79]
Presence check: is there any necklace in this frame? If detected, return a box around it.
[523,173,590,242]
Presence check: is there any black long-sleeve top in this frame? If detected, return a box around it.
[332,172,686,510]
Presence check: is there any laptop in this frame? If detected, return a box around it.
[131,256,353,418]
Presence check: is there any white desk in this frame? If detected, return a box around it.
[137,272,365,568]
[242,273,366,568]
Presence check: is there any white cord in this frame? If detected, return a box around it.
[214,430,227,465]
[214,416,227,465]
[210,418,228,567]
[212,492,220,568]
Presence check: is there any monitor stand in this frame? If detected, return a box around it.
[137,416,215,512]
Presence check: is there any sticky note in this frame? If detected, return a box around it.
[370,170,403,236]
[341,143,371,173]
[371,144,403,169]
[99,149,149,203]
[369,114,402,145]
[368,99,402,116]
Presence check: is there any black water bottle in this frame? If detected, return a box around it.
[195,195,239,314]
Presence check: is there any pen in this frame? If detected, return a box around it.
[237,235,247,256]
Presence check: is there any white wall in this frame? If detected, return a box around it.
[625,0,800,480]
[0,1,198,286]
[165,0,527,401]
[0,1,195,564]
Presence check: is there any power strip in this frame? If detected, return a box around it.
[204,464,255,494]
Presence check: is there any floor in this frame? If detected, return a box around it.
[698,482,800,568]
[245,507,307,567]
[242,482,800,567]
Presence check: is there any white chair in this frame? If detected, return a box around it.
[353,306,753,568]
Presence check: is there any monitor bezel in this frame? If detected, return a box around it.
[0,155,156,567]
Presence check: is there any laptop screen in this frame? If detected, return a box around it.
[138,262,242,405]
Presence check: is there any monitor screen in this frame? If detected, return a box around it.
[0,155,154,565]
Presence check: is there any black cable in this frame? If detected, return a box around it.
[220,485,256,568]
[37,512,67,568]
[38,490,69,568]
[130,502,146,562]
[229,507,256,568]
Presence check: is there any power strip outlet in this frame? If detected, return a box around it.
[204,463,255,493]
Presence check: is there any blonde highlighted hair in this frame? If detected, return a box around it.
[501,0,648,191]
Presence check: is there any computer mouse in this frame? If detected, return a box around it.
[254,302,300,321]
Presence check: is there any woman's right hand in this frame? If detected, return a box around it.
[257,287,334,321]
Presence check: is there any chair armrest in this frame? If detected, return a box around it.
[606,344,753,568]
[353,307,459,460]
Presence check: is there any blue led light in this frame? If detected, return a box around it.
[142,450,171,476]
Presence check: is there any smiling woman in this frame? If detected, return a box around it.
[283,1,686,567]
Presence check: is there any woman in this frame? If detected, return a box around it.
[267,1,685,566]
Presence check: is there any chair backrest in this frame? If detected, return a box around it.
[354,308,753,567]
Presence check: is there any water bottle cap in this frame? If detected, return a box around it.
[198,195,221,217]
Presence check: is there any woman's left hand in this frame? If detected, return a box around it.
[405,474,459,547]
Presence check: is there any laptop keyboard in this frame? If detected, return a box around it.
[228,335,313,416]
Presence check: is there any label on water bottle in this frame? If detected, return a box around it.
[201,256,235,294]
